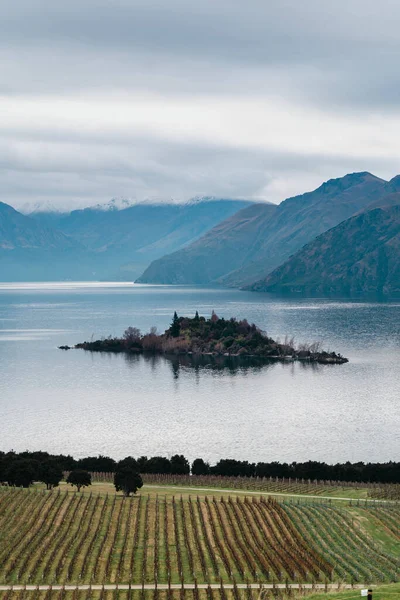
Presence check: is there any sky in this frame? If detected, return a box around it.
[2,0,400,211]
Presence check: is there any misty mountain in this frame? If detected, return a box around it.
[0,201,94,280]
[55,199,249,250]
[0,202,74,251]
[251,201,400,298]
[2,198,251,281]
[138,172,388,286]
[136,203,277,284]
[38,198,251,279]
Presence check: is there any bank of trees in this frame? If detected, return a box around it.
[0,457,64,489]
[0,450,399,486]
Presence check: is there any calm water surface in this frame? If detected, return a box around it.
[0,282,399,464]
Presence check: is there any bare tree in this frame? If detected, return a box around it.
[309,341,322,354]
[210,310,219,323]
[282,335,295,355]
[123,327,141,343]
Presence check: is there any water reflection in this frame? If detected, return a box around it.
[165,354,277,376]
[122,351,323,379]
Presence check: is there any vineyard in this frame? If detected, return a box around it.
[282,504,399,583]
[0,587,352,600]
[366,506,400,540]
[0,487,398,588]
[88,473,400,500]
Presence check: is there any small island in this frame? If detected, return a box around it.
[63,311,348,364]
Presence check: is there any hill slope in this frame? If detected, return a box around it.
[138,172,387,286]
[137,203,277,284]
[252,204,400,298]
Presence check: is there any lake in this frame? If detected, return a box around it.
[0,282,399,465]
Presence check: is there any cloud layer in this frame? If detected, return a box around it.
[1,0,400,210]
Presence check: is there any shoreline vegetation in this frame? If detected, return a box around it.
[60,311,349,365]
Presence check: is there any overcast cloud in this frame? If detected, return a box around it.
[1,0,400,211]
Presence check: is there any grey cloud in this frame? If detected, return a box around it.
[2,1,399,62]
[2,0,400,105]
[1,131,396,211]
[1,0,400,209]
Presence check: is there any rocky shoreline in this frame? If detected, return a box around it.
[59,344,348,364]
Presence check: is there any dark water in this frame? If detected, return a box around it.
[0,282,399,464]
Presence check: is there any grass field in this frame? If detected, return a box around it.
[303,583,400,600]
[0,485,398,588]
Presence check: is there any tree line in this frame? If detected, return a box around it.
[0,450,399,486]
[0,452,143,496]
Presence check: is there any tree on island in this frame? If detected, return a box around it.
[170,311,180,337]
[114,462,143,497]
[38,460,63,490]
[67,469,91,492]
[123,327,142,346]
[74,312,348,365]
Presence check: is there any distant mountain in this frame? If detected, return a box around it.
[0,202,70,250]
[90,197,136,212]
[0,202,93,280]
[138,172,388,286]
[54,199,252,279]
[137,203,277,284]
[21,197,135,215]
[2,198,251,281]
[251,203,400,298]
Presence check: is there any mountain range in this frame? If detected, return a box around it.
[0,198,250,281]
[0,201,91,281]
[250,196,400,298]
[138,172,398,285]
[1,173,400,297]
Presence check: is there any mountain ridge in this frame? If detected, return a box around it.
[138,172,390,287]
[0,202,76,251]
[250,203,400,298]
[0,198,252,281]
[136,203,277,285]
